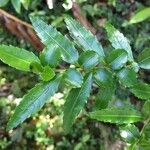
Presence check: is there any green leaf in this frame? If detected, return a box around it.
[143,122,150,139]
[94,87,115,110]
[130,82,150,100]
[138,139,150,150]
[142,100,150,118]
[63,73,92,132]
[11,0,21,13]
[21,0,30,9]
[30,61,43,73]
[78,51,99,70]
[106,49,128,70]
[117,67,137,87]
[138,48,150,69]
[7,75,61,130]
[65,68,83,88]
[129,7,150,24]
[0,0,9,7]
[94,67,114,87]
[94,68,115,110]
[0,45,40,71]
[65,16,105,62]
[40,44,61,68]
[131,62,139,73]
[104,23,133,60]
[89,107,142,124]
[119,124,140,144]
[40,66,55,81]
[108,0,116,6]
[30,16,78,64]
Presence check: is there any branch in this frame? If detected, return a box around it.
[72,2,96,35]
[0,9,43,51]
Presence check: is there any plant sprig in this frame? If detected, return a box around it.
[0,16,149,149]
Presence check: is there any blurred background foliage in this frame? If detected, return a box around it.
[0,0,150,149]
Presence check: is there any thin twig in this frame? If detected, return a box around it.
[0,9,32,28]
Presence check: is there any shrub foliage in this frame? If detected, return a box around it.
[0,16,149,149]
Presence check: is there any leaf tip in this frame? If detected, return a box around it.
[64,15,72,21]
[104,22,116,33]
[104,21,111,28]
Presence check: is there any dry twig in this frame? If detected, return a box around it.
[72,2,96,34]
[0,9,43,51]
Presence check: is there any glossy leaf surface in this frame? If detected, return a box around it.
[104,23,133,60]
[30,61,43,73]
[40,44,61,68]
[106,49,128,70]
[138,48,150,69]
[89,107,142,124]
[11,0,21,13]
[65,68,83,88]
[95,87,115,110]
[40,66,55,81]
[30,16,78,64]
[65,16,105,62]
[0,45,40,71]
[21,0,30,9]
[63,73,92,132]
[7,76,61,130]
[120,124,140,144]
[130,82,150,100]
[0,0,9,7]
[129,7,150,24]
[117,67,137,87]
[142,100,150,118]
[78,51,99,70]
[94,67,114,87]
